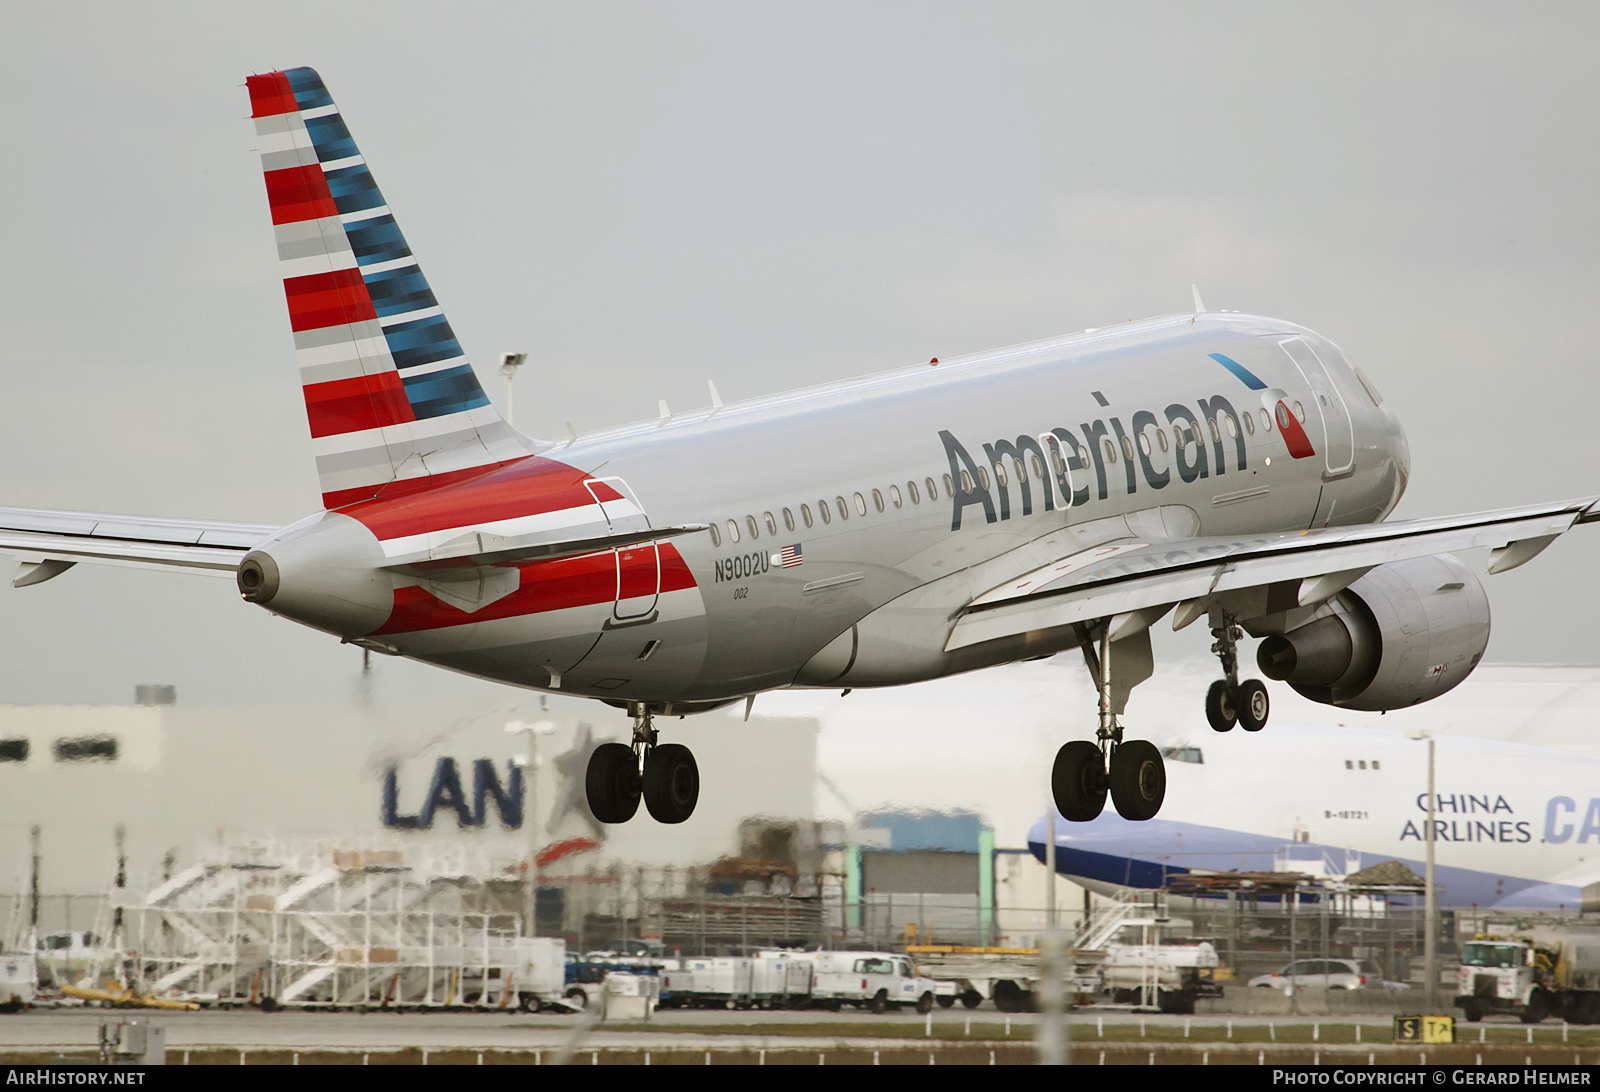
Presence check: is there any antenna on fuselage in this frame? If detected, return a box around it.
[1191,285,1207,314]
[708,380,724,411]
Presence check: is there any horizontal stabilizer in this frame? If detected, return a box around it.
[0,507,274,581]
[379,524,709,576]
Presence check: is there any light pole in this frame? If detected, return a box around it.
[499,352,527,427]
[1407,729,1437,1009]
[506,719,556,937]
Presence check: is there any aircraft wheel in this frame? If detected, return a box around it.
[1205,680,1237,732]
[1108,740,1166,821]
[643,743,700,824]
[1052,740,1107,822]
[1237,679,1270,732]
[585,742,641,823]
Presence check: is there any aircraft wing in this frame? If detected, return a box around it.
[946,496,1600,652]
[0,506,277,585]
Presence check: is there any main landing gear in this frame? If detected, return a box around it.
[1052,622,1167,823]
[1205,612,1269,733]
[585,704,700,824]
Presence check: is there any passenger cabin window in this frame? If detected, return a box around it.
[873,488,886,512]
[994,462,1007,487]
[55,736,117,762]
[726,519,740,543]
[1260,409,1272,432]
[907,480,920,504]
[1294,401,1306,422]
[1138,431,1151,457]
[709,523,721,547]
[817,501,830,525]
[1242,412,1255,435]
[930,477,941,500]
[1156,428,1169,453]
[888,485,901,508]
[1104,438,1118,464]
[801,504,814,528]
[746,515,759,540]
[958,470,971,494]
[836,496,849,520]
[977,466,990,490]
[764,511,777,535]
[854,492,867,516]
[782,508,795,532]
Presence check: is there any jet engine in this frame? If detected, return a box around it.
[1255,553,1489,711]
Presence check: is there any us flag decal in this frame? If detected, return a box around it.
[779,544,803,568]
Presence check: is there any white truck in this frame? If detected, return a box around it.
[805,951,943,1013]
[1456,930,1600,1024]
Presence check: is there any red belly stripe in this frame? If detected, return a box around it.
[372,541,698,636]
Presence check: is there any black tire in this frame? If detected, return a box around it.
[916,992,934,1014]
[992,979,1025,1013]
[1237,679,1270,732]
[1523,989,1549,1024]
[585,742,641,823]
[869,990,888,1015]
[960,990,982,1009]
[1108,739,1166,821]
[258,996,278,1013]
[1052,740,1107,822]
[1206,679,1237,732]
[937,994,955,1009]
[642,743,700,824]
[1463,1000,1483,1022]
[565,987,589,1011]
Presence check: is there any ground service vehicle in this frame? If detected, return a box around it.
[808,952,942,1013]
[1456,932,1600,1024]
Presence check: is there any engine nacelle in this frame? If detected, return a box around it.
[1256,553,1489,711]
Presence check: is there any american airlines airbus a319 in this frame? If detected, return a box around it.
[6,69,1595,828]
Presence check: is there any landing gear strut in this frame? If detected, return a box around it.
[585,704,700,824]
[1206,612,1269,733]
[1052,622,1166,823]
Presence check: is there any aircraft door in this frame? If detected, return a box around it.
[1279,338,1354,476]
[584,477,660,621]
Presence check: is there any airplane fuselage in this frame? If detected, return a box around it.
[247,310,1408,707]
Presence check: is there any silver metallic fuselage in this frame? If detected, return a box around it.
[252,311,1408,707]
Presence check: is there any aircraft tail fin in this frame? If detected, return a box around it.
[245,67,531,510]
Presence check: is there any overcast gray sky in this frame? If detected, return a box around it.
[1,2,1597,711]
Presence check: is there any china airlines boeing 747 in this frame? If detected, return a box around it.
[2,68,1594,827]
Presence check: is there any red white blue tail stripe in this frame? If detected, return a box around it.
[246,67,528,509]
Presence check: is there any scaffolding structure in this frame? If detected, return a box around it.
[123,840,544,1008]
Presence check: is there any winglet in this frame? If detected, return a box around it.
[1192,285,1206,314]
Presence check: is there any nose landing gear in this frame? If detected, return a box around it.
[584,704,700,825]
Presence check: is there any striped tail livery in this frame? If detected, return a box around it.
[246,67,530,510]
